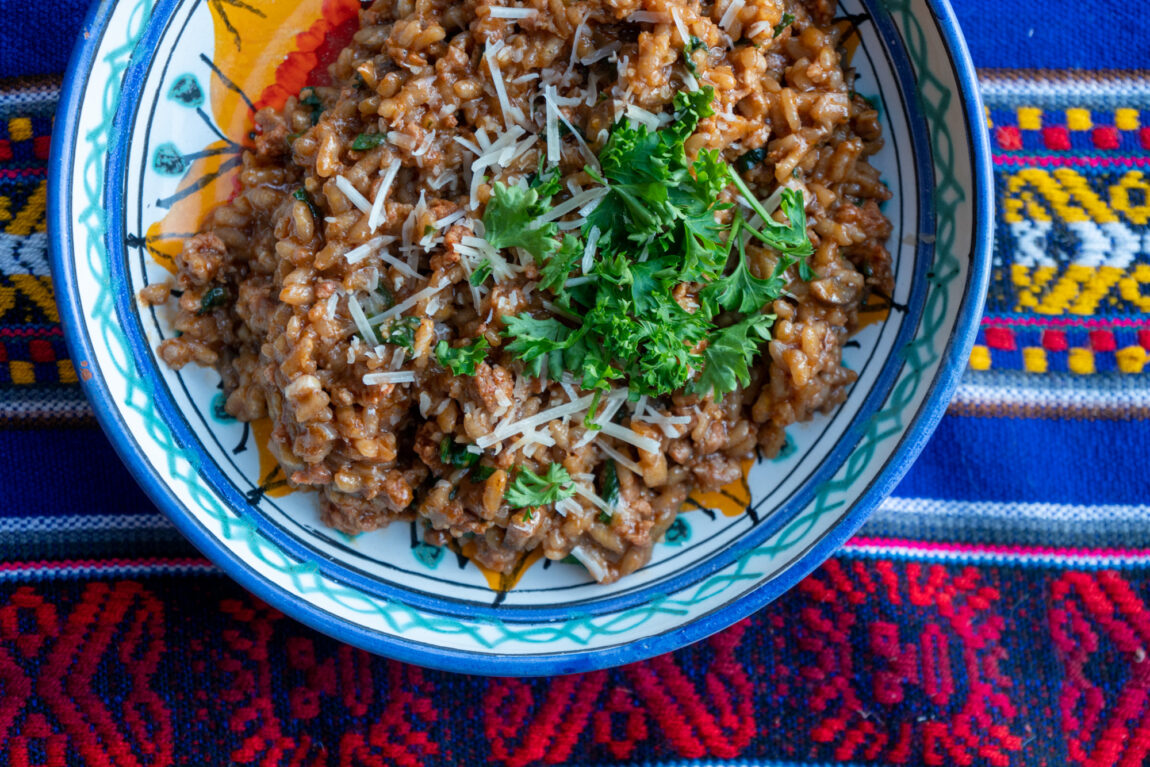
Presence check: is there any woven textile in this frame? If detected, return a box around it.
[3,0,1150,764]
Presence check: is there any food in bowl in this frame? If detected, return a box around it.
[147,0,892,584]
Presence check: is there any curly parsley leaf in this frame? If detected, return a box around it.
[706,223,785,314]
[691,313,775,400]
[505,463,575,508]
[502,314,576,378]
[538,235,583,293]
[435,337,490,376]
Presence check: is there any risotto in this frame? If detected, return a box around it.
[151,0,893,583]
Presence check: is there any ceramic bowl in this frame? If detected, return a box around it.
[50,0,991,674]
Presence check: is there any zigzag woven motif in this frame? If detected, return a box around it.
[0,80,84,424]
[1,553,1148,767]
[976,86,1150,374]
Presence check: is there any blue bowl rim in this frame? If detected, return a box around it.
[48,0,993,675]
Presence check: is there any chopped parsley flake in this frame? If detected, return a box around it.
[381,316,420,350]
[440,437,481,468]
[773,13,795,37]
[352,132,388,151]
[298,88,324,125]
[198,285,229,315]
[435,337,490,376]
[469,259,493,286]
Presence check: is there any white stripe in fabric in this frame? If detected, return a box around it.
[842,542,1150,569]
[951,371,1150,410]
[879,496,1150,524]
[0,562,220,582]
[0,514,174,533]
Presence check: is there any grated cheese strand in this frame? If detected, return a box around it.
[367,279,450,324]
[570,544,608,581]
[485,41,523,128]
[545,85,561,165]
[536,187,608,223]
[488,6,537,19]
[670,8,690,44]
[597,441,643,476]
[363,371,415,385]
[719,0,745,31]
[598,421,661,454]
[478,393,597,449]
[347,294,378,345]
[368,159,402,232]
[335,176,372,214]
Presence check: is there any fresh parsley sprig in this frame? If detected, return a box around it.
[505,463,575,508]
[487,87,814,401]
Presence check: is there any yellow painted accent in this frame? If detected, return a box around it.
[1109,171,1150,225]
[9,361,33,384]
[969,345,991,371]
[4,180,47,236]
[1068,347,1095,375]
[462,542,544,592]
[688,458,754,518]
[10,276,60,323]
[1117,346,1148,374]
[208,0,329,150]
[57,359,78,384]
[1118,263,1150,311]
[7,117,32,142]
[1022,347,1047,373]
[249,416,296,499]
[1066,108,1092,131]
[1017,107,1041,131]
[1116,108,1140,131]
[144,0,333,276]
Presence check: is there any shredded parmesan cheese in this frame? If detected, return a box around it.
[347,294,378,344]
[367,279,450,324]
[488,6,537,19]
[478,393,597,449]
[545,85,560,165]
[597,441,643,476]
[334,176,372,214]
[670,8,690,43]
[746,20,771,38]
[719,0,745,32]
[484,41,524,127]
[537,187,608,223]
[598,421,660,454]
[555,497,582,517]
[368,159,402,232]
[362,370,415,386]
[569,545,608,581]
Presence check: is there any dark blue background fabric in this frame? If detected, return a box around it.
[6,408,1141,522]
[3,0,1150,79]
